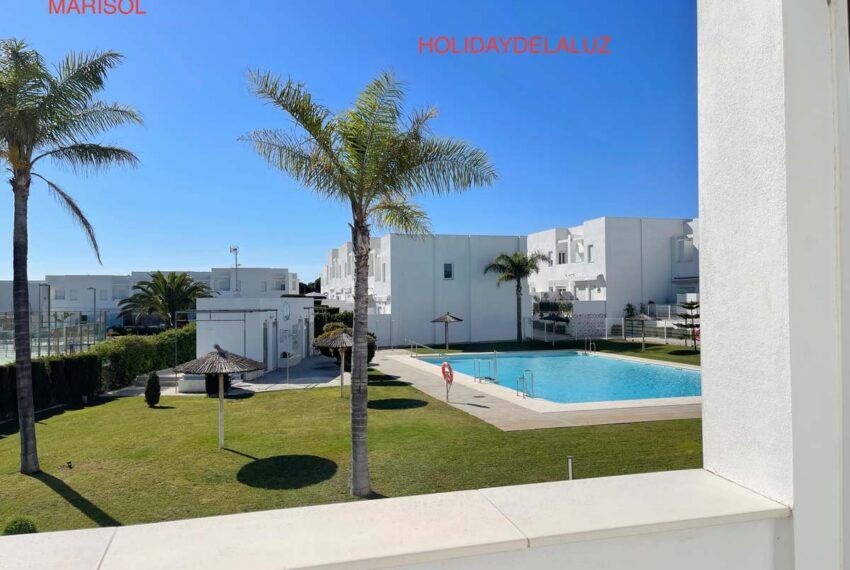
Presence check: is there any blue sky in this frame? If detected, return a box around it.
[2,0,696,282]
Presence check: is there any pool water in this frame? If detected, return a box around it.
[421,351,701,404]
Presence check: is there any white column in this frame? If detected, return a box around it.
[699,1,848,567]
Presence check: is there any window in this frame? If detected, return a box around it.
[558,251,566,264]
[381,263,387,282]
[587,244,594,263]
[548,251,554,266]
[69,289,78,301]
[215,278,230,291]
[443,263,454,280]
[261,281,267,292]
[272,279,286,291]
[54,289,65,300]
[112,285,129,300]
[677,238,695,262]
[99,289,107,301]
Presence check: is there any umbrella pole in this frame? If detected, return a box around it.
[340,349,345,398]
[218,373,225,449]
[445,322,448,351]
[641,323,646,351]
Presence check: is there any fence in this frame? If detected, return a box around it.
[526,314,699,346]
[0,311,108,363]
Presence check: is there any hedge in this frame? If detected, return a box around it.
[314,311,353,338]
[0,353,101,420]
[84,323,196,390]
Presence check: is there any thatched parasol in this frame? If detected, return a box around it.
[431,312,463,351]
[315,331,353,398]
[629,313,654,351]
[175,345,265,449]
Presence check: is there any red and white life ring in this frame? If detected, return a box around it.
[441,362,454,385]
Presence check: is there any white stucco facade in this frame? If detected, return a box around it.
[527,217,699,317]
[322,234,530,346]
[195,295,314,370]
[0,266,299,326]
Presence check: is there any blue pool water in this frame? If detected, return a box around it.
[421,351,701,404]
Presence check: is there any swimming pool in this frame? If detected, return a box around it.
[420,351,700,405]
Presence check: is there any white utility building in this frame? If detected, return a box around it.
[322,234,530,347]
[194,295,315,372]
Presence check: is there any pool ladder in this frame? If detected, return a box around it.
[515,369,535,399]
[473,351,499,384]
[584,337,597,353]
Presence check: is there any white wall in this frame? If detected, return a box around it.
[387,234,529,346]
[699,0,848,567]
[196,296,314,369]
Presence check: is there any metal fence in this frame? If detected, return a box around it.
[0,311,108,364]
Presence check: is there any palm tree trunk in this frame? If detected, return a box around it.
[12,176,40,474]
[349,218,372,497]
[515,280,523,342]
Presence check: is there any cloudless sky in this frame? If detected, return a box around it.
[2,0,696,282]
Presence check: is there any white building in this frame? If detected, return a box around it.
[195,295,314,371]
[527,216,699,317]
[322,234,531,346]
[0,266,299,326]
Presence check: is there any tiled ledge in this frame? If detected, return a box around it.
[0,469,788,570]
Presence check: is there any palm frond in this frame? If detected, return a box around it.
[32,173,101,263]
[370,199,432,236]
[39,50,123,118]
[46,101,142,146]
[33,143,139,172]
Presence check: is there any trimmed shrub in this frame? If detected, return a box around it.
[0,354,101,419]
[313,310,353,338]
[3,517,37,535]
[205,373,230,397]
[85,323,195,390]
[145,372,161,407]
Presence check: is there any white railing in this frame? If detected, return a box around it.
[407,339,443,357]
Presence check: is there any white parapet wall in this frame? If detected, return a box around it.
[0,470,790,569]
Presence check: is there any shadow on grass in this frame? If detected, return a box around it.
[150,405,175,410]
[0,396,117,439]
[224,391,255,400]
[223,448,259,461]
[367,398,428,410]
[28,472,121,527]
[368,373,411,387]
[237,455,337,490]
[668,349,700,356]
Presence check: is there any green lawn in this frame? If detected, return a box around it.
[416,339,701,366]
[0,370,702,532]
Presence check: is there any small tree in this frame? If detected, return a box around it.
[623,303,637,318]
[675,301,700,351]
[144,371,161,407]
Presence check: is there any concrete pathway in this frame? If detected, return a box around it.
[107,356,345,397]
[371,351,701,431]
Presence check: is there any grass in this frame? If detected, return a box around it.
[415,339,701,366]
[0,370,702,532]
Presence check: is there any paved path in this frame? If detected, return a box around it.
[108,356,345,397]
[371,351,701,432]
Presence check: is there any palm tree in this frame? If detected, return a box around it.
[119,271,213,328]
[242,71,496,497]
[485,252,551,342]
[0,40,141,474]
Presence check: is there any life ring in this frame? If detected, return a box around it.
[441,362,454,385]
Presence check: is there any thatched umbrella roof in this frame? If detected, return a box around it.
[431,312,463,323]
[315,330,353,349]
[174,344,265,375]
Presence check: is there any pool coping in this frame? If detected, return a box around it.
[392,349,701,414]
